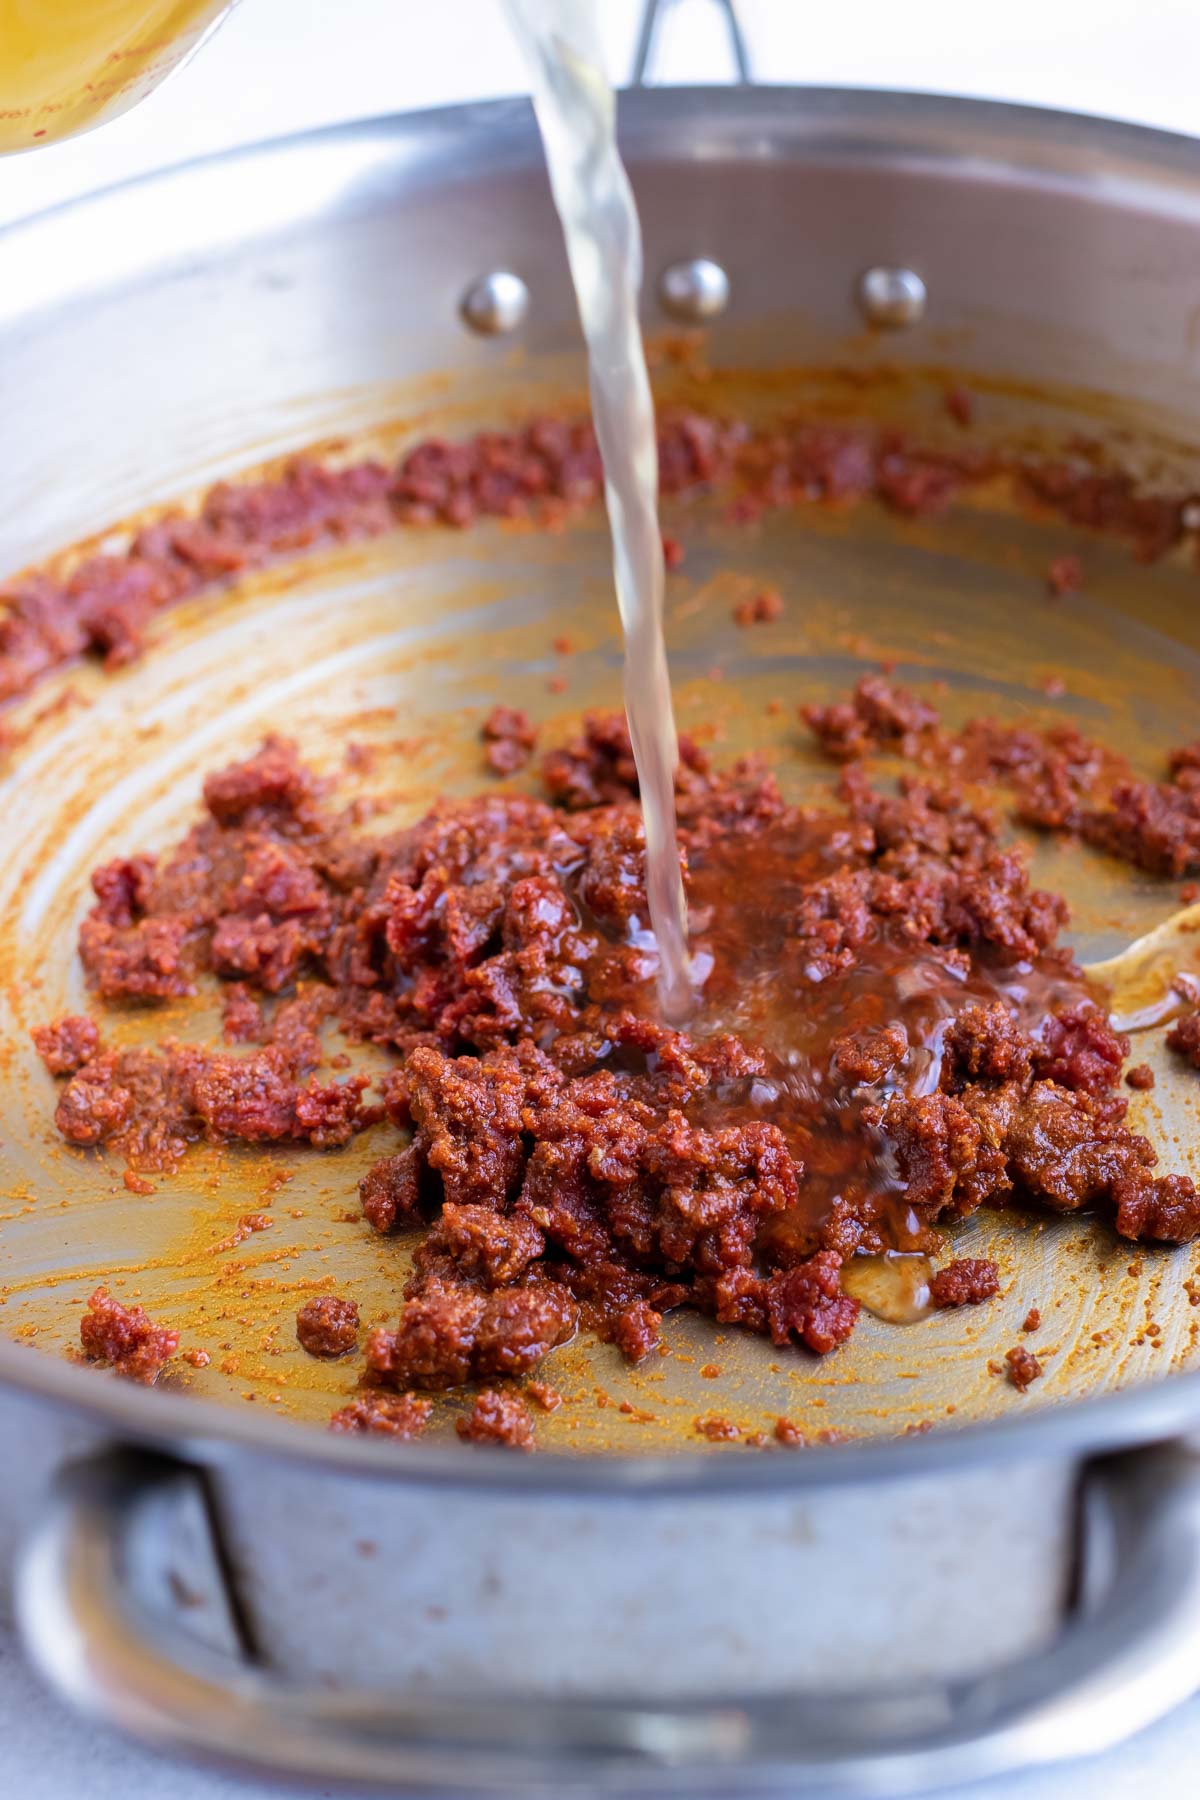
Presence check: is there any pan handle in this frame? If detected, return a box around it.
[14,1440,1200,1796]
[631,0,753,87]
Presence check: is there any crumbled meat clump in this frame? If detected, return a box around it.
[456,1388,535,1450]
[1005,1345,1043,1391]
[482,705,538,776]
[733,588,784,627]
[1046,555,1083,598]
[1167,1012,1200,1068]
[929,1258,1000,1308]
[79,1287,178,1383]
[803,673,1200,879]
[41,679,1200,1419]
[32,1014,100,1076]
[329,1391,432,1438]
[296,1295,359,1357]
[0,408,1187,717]
[610,1299,663,1363]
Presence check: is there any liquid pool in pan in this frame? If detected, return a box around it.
[4,377,1200,1453]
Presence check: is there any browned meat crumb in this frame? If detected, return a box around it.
[773,1416,804,1447]
[456,1388,535,1450]
[365,1278,577,1391]
[944,387,974,427]
[802,678,1200,882]
[610,1299,662,1363]
[296,1295,359,1358]
[1046,554,1083,598]
[202,735,319,827]
[1112,1172,1200,1243]
[526,1380,562,1412]
[801,674,938,761]
[1167,1012,1200,1068]
[1081,780,1200,877]
[733,588,784,627]
[221,982,266,1043]
[830,1022,908,1085]
[695,1414,740,1441]
[359,1146,424,1233]
[329,1390,432,1438]
[1005,1344,1043,1391]
[0,411,1190,720]
[38,696,1200,1411]
[482,705,537,776]
[762,1254,860,1353]
[416,1202,545,1289]
[928,1258,1000,1308]
[1126,1063,1155,1090]
[80,1287,178,1384]
[183,1347,211,1367]
[32,1014,100,1076]
[52,1031,374,1168]
[1022,1307,1042,1333]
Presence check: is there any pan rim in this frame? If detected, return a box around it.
[4,82,1200,327]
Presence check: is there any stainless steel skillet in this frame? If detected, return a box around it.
[5,72,1200,1796]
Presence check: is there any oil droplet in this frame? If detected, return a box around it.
[842,1253,934,1324]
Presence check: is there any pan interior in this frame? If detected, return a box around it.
[3,366,1200,1455]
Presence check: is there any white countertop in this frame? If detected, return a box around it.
[3,2,1200,1795]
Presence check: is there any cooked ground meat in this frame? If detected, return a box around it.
[1167,1012,1200,1068]
[1046,555,1083,598]
[1022,1307,1042,1332]
[329,1390,432,1438]
[296,1295,359,1357]
[1126,1063,1155,1090]
[803,674,1200,879]
[456,1388,535,1450]
[365,1278,577,1390]
[944,387,974,428]
[695,1414,740,1441]
[610,1299,663,1363]
[733,588,784,627]
[802,675,939,762]
[2,407,1192,717]
[1005,1344,1043,1391]
[526,1380,562,1411]
[929,1258,1001,1308]
[38,693,1200,1405]
[80,1287,178,1383]
[482,705,538,776]
[32,1013,99,1075]
[49,1037,374,1170]
[1082,781,1200,877]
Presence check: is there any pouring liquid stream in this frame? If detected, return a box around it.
[505,0,694,1022]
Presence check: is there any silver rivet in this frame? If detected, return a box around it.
[859,266,927,328]
[658,257,730,322]
[460,271,530,336]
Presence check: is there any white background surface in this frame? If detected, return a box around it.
[3,1,1200,1795]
